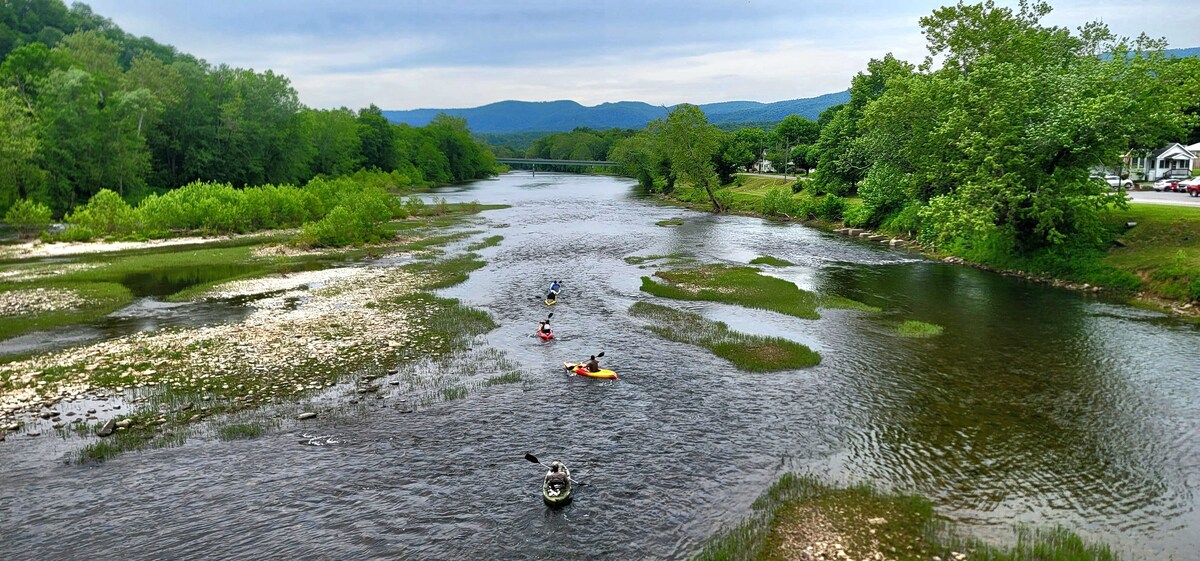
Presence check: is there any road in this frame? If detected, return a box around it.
[1127,190,1200,208]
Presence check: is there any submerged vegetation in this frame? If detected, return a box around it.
[897,320,944,338]
[640,264,877,320]
[749,255,793,266]
[693,474,1119,561]
[630,302,820,370]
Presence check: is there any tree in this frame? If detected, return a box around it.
[0,87,43,211]
[303,108,363,176]
[357,104,398,171]
[654,104,723,212]
[774,115,819,178]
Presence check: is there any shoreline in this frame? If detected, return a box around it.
[656,191,1200,319]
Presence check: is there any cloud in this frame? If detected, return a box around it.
[83,0,1200,109]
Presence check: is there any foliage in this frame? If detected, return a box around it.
[294,187,397,248]
[653,105,724,211]
[3,198,52,238]
[759,186,796,217]
[0,1,499,218]
[64,188,137,237]
[749,255,793,266]
[813,194,847,221]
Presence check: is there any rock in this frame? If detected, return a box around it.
[889,239,907,248]
[0,432,5,442]
[26,431,41,437]
[113,404,121,409]
[1125,221,1137,228]
[869,234,889,242]
[1112,238,1127,247]
[867,517,887,525]
[188,414,201,422]
[180,403,193,411]
[96,419,116,437]
[847,228,864,236]
[115,419,133,428]
[87,409,96,414]
[52,422,64,429]
[297,412,318,420]
[39,412,52,419]
[388,380,400,386]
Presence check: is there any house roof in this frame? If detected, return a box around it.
[1149,143,1195,160]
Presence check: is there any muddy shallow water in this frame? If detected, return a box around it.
[2,173,1198,560]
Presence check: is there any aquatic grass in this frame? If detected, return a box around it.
[466,235,504,251]
[401,253,486,290]
[441,385,469,401]
[897,320,944,337]
[749,255,793,266]
[630,302,819,370]
[656,219,685,226]
[641,265,822,319]
[483,371,522,386]
[217,422,266,441]
[624,253,694,265]
[693,473,1119,561]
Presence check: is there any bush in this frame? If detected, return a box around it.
[4,199,53,239]
[294,187,396,248]
[858,163,910,227]
[791,180,806,194]
[880,201,923,236]
[760,187,795,217]
[842,203,871,228]
[404,196,426,217]
[714,189,735,212]
[66,189,138,237]
[814,195,846,221]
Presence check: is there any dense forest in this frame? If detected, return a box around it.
[0,0,498,219]
[613,1,1200,263]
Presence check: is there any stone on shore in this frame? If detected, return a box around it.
[96,419,116,437]
[297,412,318,420]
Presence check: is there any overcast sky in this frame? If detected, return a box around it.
[84,0,1200,110]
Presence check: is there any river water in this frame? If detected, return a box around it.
[2,172,1198,560]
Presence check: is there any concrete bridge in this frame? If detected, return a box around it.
[495,158,619,176]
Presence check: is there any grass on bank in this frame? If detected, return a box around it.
[749,255,793,266]
[640,264,878,320]
[693,473,1118,561]
[897,320,944,338]
[630,302,820,370]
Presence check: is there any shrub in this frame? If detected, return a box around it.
[760,186,795,217]
[790,180,806,194]
[66,189,138,237]
[814,194,846,221]
[842,203,871,228]
[858,163,910,227]
[404,196,426,217]
[714,189,735,212]
[4,199,53,239]
[294,187,396,248]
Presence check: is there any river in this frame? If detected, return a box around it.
[2,172,1198,560]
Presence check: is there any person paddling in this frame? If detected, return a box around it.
[538,319,552,335]
[584,355,600,373]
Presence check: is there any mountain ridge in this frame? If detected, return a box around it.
[383,91,851,133]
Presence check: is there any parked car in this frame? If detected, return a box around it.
[1100,175,1134,189]
[1181,178,1200,197]
[1153,178,1180,192]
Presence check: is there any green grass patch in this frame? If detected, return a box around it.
[693,473,1118,561]
[466,235,504,251]
[630,302,819,370]
[641,264,873,319]
[217,422,267,441]
[483,371,522,386]
[897,320,944,338]
[441,385,469,401]
[749,255,793,266]
[624,253,694,265]
[656,219,685,226]
[402,253,486,290]
[0,281,131,340]
[1102,204,1200,301]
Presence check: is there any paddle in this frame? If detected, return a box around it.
[566,351,604,372]
[525,452,585,486]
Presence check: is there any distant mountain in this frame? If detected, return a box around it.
[384,91,850,134]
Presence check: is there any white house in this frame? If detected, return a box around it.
[1125,143,1195,180]
[1189,142,1200,173]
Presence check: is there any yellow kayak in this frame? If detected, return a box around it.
[563,362,617,379]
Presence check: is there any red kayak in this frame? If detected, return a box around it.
[537,329,554,340]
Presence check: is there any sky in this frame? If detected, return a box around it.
[84,0,1200,110]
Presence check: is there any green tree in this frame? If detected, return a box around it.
[654,104,723,212]
[0,86,43,211]
[303,107,363,176]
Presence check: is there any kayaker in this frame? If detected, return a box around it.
[538,320,552,335]
[585,355,600,373]
[549,280,562,294]
[546,461,568,488]
[546,290,558,303]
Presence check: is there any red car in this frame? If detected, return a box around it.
[1183,178,1200,197]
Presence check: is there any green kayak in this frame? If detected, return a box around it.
[542,463,572,507]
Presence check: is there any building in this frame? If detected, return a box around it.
[1125,143,1195,181]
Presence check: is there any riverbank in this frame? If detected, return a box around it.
[667,174,1200,317]
[0,205,510,460]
